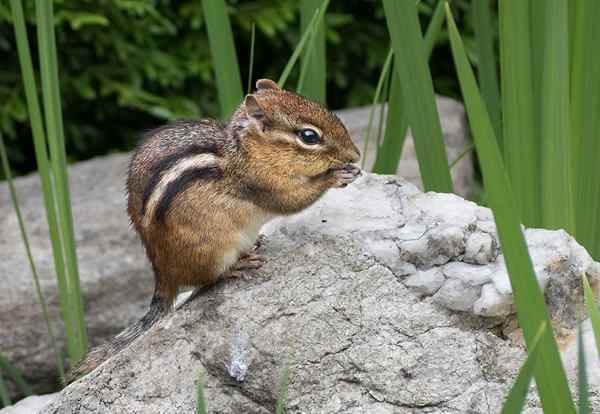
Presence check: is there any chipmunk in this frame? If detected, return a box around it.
[67,79,361,382]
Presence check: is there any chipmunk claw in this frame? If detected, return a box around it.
[332,164,361,187]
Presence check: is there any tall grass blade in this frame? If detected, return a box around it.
[299,0,327,102]
[0,373,10,407]
[382,0,452,193]
[373,0,446,174]
[10,0,82,364]
[445,5,576,412]
[449,143,474,170]
[37,0,87,362]
[361,48,393,169]
[201,0,244,118]
[499,0,540,228]
[578,326,590,414]
[275,363,290,414]
[570,0,600,259]
[500,322,546,414]
[0,354,32,397]
[0,134,65,382]
[375,68,391,148]
[539,0,574,233]
[278,6,322,89]
[582,274,600,356]
[296,0,330,95]
[247,23,256,94]
[472,0,501,144]
[196,371,207,414]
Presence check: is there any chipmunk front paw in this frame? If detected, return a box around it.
[331,164,361,188]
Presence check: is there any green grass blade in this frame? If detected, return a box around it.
[299,0,327,102]
[278,6,320,89]
[449,143,474,170]
[473,0,501,145]
[582,274,600,357]
[196,371,207,414]
[296,0,330,95]
[578,326,590,414]
[37,0,88,362]
[0,354,32,397]
[275,363,290,414]
[570,0,600,259]
[0,372,10,407]
[247,23,256,94]
[445,5,576,412]
[373,0,446,174]
[0,134,65,383]
[201,0,244,118]
[10,0,81,364]
[500,322,546,414]
[361,48,393,169]
[375,68,391,148]
[539,0,574,233]
[382,0,452,193]
[499,0,540,228]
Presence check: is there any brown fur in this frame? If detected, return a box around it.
[67,79,360,382]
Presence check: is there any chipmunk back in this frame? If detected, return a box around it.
[67,79,361,382]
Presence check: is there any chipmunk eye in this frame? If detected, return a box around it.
[297,128,320,145]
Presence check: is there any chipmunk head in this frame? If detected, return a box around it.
[233,79,360,178]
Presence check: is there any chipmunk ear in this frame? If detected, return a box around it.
[256,79,281,91]
[244,94,266,130]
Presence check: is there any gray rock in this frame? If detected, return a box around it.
[25,172,595,413]
[0,393,57,414]
[404,267,444,295]
[336,97,473,197]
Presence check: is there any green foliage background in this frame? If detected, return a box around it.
[0,0,477,175]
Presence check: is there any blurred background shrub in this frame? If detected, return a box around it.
[0,0,478,176]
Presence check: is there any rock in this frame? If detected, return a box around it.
[0,393,57,414]
[404,268,444,295]
[338,98,473,197]
[21,172,593,413]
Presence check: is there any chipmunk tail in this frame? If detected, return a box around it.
[65,289,171,384]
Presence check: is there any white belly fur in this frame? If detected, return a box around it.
[219,212,274,274]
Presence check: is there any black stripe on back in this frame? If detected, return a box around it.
[153,166,223,223]
[141,143,220,215]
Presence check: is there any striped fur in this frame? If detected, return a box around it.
[142,153,219,227]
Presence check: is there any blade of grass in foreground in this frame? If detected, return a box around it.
[382,0,452,193]
[196,371,207,414]
[10,0,82,364]
[296,0,330,95]
[578,326,590,414]
[201,0,244,118]
[0,134,65,383]
[246,23,256,94]
[499,0,540,228]
[275,363,290,414]
[446,4,576,412]
[278,5,323,89]
[582,274,600,356]
[500,322,546,414]
[37,0,88,362]
[570,0,600,259]
[539,0,574,233]
[473,0,501,144]
[0,372,10,407]
[0,354,32,397]
[299,0,327,102]
[361,48,393,169]
[373,0,446,174]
